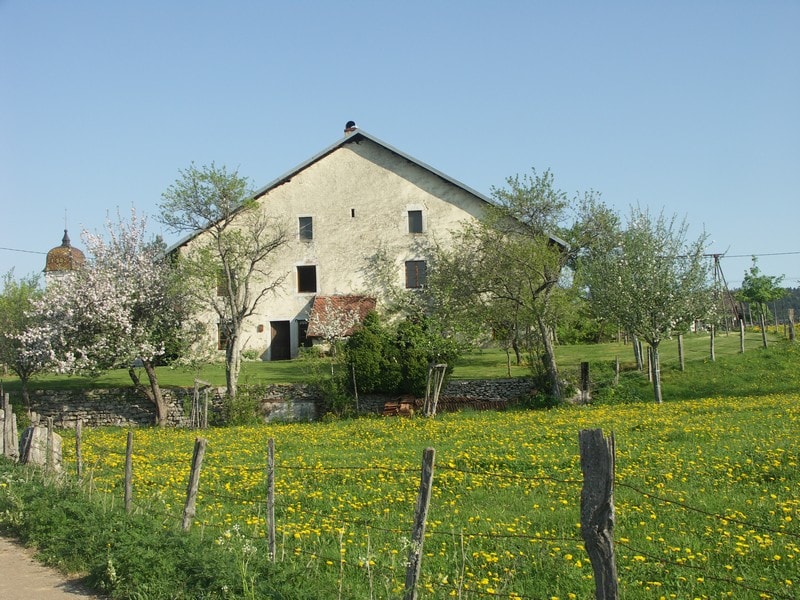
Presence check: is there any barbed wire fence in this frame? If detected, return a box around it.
[65,425,798,600]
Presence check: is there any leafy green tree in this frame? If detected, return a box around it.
[159,163,289,400]
[428,169,615,400]
[0,270,43,407]
[582,207,712,403]
[736,257,786,348]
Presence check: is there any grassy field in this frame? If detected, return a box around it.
[1,336,797,599]
[27,340,795,600]
[0,328,781,392]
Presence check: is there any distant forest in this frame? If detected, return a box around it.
[733,286,800,324]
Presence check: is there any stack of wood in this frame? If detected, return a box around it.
[382,397,417,417]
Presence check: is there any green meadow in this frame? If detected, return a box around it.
[0,334,797,599]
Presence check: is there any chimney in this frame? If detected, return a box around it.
[344,120,357,136]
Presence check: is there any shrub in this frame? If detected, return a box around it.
[240,349,261,361]
[345,313,463,397]
[221,386,263,426]
[345,312,401,394]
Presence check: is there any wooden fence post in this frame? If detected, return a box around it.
[579,429,618,600]
[2,393,16,461]
[580,362,590,403]
[404,447,435,600]
[46,417,54,472]
[124,430,134,514]
[709,324,716,362]
[789,309,795,342]
[182,437,208,532]
[739,318,745,353]
[613,357,620,386]
[267,438,276,562]
[351,364,359,413]
[75,419,83,478]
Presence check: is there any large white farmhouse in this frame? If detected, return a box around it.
[173,122,494,360]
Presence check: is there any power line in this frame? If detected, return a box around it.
[716,250,800,259]
[0,246,47,255]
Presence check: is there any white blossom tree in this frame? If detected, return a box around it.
[582,207,712,403]
[20,209,192,425]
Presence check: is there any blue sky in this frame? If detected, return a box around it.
[1,1,798,287]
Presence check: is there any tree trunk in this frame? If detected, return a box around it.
[537,316,561,399]
[20,376,31,411]
[632,335,643,371]
[225,334,243,399]
[651,342,663,404]
[739,317,745,353]
[129,363,169,426]
[760,308,768,349]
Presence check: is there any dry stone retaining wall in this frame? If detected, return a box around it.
[24,378,534,426]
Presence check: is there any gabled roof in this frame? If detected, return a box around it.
[165,128,567,253]
[166,128,494,255]
[250,128,494,204]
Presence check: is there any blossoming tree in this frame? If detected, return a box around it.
[20,210,192,425]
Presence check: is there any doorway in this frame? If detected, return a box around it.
[270,321,291,360]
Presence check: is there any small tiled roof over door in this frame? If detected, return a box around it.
[306,295,377,337]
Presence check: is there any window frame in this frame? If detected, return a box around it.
[298,216,313,241]
[405,260,427,289]
[217,321,231,351]
[408,210,423,234]
[296,265,318,293]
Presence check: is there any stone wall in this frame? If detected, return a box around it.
[442,378,535,401]
[28,388,195,428]
[355,378,535,415]
[24,378,534,427]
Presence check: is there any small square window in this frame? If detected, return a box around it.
[299,216,313,241]
[405,260,426,289]
[408,210,423,234]
[297,265,317,293]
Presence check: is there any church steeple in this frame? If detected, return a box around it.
[44,228,85,281]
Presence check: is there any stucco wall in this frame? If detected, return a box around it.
[180,136,490,360]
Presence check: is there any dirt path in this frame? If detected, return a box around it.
[0,537,103,599]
